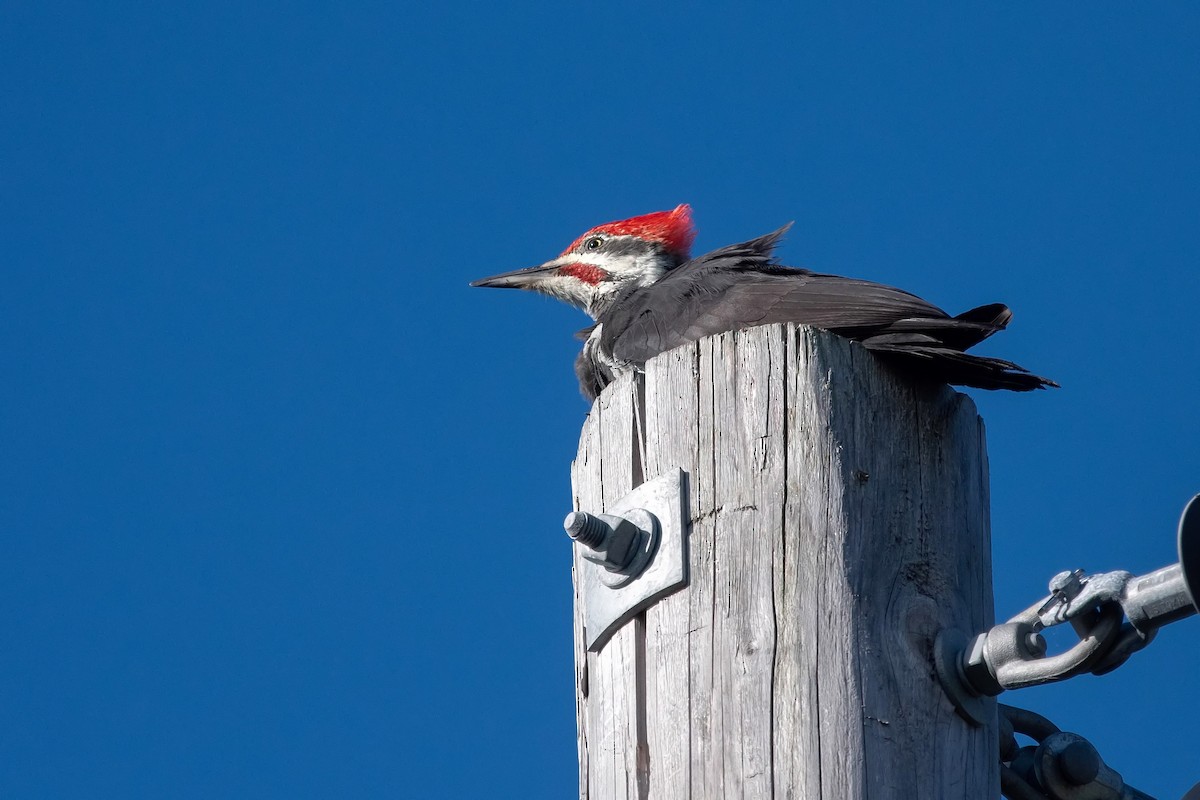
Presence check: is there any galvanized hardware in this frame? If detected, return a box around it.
[998,703,1155,800]
[1038,569,1086,621]
[937,494,1200,726]
[564,509,659,588]
[570,468,688,652]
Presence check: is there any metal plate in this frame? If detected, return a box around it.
[578,468,688,652]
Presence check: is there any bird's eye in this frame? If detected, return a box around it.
[585,237,603,251]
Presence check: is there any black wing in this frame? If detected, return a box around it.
[597,225,1055,392]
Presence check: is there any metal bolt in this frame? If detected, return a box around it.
[565,507,662,588]
[564,511,609,548]
[565,511,642,574]
[1048,569,1085,600]
[959,631,1003,697]
[1057,740,1101,785]
[1024,632,1047,658]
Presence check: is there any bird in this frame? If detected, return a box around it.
[471,205,1056,400]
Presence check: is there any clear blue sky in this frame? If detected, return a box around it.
[3,3,1198,798]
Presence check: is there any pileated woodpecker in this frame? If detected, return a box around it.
[471,205,1056,400]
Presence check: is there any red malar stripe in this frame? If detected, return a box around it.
[558,263,607,285]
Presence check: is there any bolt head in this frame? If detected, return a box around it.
[1049,569,1084,598]
[1058,740,1101,786]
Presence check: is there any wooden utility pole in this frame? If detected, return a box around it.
[570,324,999,799]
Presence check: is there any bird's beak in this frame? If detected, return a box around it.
[470,261,559,289]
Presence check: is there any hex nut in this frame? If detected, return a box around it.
[961,633,1002,697]
[602,518,640,572]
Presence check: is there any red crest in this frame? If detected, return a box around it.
[562,204,696,257]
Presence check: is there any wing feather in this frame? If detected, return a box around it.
[584,224,1054,396]
[602,226,950,364]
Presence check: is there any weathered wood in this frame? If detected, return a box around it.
[572,376,641,799]
[571,324,998,799]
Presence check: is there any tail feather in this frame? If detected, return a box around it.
[955,302,1013,329]
[858,302,1055,391]
[875,303,1012,352]
[863,339,1058,391]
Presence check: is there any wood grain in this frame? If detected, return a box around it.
[572,324,998,799]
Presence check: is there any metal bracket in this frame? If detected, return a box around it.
[570,468,688,652]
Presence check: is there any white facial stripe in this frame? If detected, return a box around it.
[533,236,677,318]
[556,253,618,270]
[556,249,659,278]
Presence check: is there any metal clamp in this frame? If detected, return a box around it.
[937,495,1200,725]
[569,468,689,652]
[999,704,1154,800]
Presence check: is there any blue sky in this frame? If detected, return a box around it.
[3,3,1198,797]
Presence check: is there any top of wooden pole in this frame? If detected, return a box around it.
[571,324,998,800]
